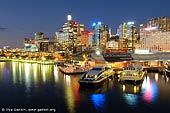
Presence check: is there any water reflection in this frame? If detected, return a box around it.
[91,94,105,112]
[155,73,159,82]
[166,77,169,82]
[79,80,113,112]
[63,74,80,113]
[142,75,158,103]
[11,62,54,86]
[54,65,59,83]
[0,62,170,113]
[0,62,9,83]
[120,74,159,107]
[120,83,142,106]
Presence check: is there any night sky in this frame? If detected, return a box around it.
[0,0,170,48]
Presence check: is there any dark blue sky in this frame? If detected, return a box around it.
[0,0,170,48]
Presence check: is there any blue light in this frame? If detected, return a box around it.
[91,94,105,111]
[92,22,96,27]
[123,94,138,107]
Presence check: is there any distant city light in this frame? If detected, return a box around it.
[67,15,72,21]
[92,21,102,27]
[127,22,134,25]
[98,21,102,25]
[96,50,100,55]
[92,22,96,27]
[135,49,152,54]
[144,27,157,31]
[88,32,93,35]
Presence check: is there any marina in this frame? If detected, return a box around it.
[1,1,170,113]
[0,61,170,113]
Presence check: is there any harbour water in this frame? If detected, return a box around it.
[0,62,170,113]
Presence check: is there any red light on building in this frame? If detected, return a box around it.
[105,49,127,53]
[88,32,93,35]
[31,39,35,44]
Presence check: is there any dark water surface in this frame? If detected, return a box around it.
[0,62,170,113]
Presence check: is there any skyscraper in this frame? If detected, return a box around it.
[138,24,170,52]
[147,16,170,31]
[117,22,138,51]
[92,22,109,51]
[55,15,84,53]
[35,32,44,41]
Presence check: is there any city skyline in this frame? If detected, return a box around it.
[0,0,170,48]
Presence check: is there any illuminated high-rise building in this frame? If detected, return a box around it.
[92,22,109,51]
[147,16,170,31]
[35,32,44,41]
[55,15,84,53]
[117,22,138,51]
[77,31,93,51]
[138,24,170,52]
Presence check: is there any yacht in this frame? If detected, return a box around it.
[119,63,146,84]
[78,66,114,87]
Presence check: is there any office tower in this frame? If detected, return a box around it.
[35,32,44,41]
[139,24,170,52]
[55,15,84,53]
[147,16,170,31]
[92,22,109,51]
[117,22,138,51]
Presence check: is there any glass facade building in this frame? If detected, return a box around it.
[117,22,138,51]
[55,15,84,53]
[92,22,109,51]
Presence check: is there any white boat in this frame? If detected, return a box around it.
[59,63,89,75]
[119,64,146,84]
[163,61,170,77]
[78,66,114,87]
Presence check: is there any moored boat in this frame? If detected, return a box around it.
[163,61,170,77]
[78,66,114,87]
[119,63,146,84]
[59,64,89,75]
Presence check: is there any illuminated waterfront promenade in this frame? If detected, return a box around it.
[2,51,170,66]
[0,58,55,65]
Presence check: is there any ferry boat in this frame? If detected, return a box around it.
[78,66,114,87]
[59,63,89,75]
[119,63,146,84]
[163,61,170,77]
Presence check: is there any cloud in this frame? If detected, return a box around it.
[0,27,7,31]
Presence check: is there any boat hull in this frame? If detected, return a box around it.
[119,71,146,84]
[79,75,113,87]
[59,66,87,75]
[165,69,170,77]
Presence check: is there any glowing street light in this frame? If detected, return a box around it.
[96,50,100,55]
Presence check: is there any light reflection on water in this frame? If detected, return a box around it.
[54,65,59,83]
[121,83,141,107]
[141,75,158,103]
[63,73,81,113]
[0,62,170,113]
[91,94,106,112]
[120,73,158,107]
